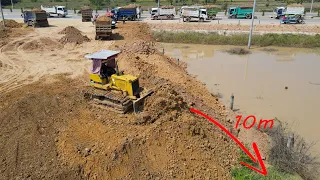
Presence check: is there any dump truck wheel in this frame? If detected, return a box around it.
[200,18,204,22]
[183,17,186,22]
[95,35,99,40]
[246,14,252,19]
[186,17,190,22]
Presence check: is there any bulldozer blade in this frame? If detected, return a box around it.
[133,89,154,113]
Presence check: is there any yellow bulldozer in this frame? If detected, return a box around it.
[84,50,153,113]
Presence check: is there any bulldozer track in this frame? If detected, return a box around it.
[84,89,133,114]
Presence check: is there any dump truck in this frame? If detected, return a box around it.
[228,6,253,19]
[95,15,112,40]
[81,6,93,22]
[181,6,208,22]
[40,5,68,17]
[84,50,153,113]
[117,4,141,21]
[204,5,220,20]
[22,9,49,27]
[151,6,175,20]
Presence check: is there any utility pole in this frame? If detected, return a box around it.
[0,0,5,26]
[11,0,13,11]
[157,0,160,8]
[310,0,314,13]
[248,0,257,49]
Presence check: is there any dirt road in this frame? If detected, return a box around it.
[0,19,269,179]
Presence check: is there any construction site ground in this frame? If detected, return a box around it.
[0,19,269,179]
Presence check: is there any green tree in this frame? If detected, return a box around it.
[266,3,269,8]
[89,0,103,8]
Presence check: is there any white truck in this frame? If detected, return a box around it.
[151,7,175,20]
[41,5,68,18]
[181,6,207,22]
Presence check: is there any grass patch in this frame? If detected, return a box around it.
[153,31,320,48]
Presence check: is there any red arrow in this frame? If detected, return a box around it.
[190,108,268,176]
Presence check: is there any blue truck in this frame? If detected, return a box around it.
[22,10,49,27]
[116,5,141,21]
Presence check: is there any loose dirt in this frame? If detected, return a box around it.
[0,19,23,28]
[0,20,254,179]
[58,26,82,35]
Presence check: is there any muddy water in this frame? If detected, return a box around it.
[160,43,320,152]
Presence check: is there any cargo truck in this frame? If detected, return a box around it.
[280,4,305,24]
[81,6,93,22]
[181,6,208,22]
[22,9,49,27]
[151,6,175,20]
[204,5,220,20]
[228,6,253,19]
[95,15,112,40]
[284,4,305,16]
[40,5,68,17]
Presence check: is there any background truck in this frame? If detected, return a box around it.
[23,9,49,27]
[181,6,207,22]
[272,7,285,19]
[228,6,253,19]
[204,5,220,20]
[95,15,112,40]
[117,4,141,21]
[80,6,93,22]
[280,4,305,24]
[40,5,68,17]
[151,6,175,20]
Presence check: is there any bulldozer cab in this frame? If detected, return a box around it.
[85,50,140,98]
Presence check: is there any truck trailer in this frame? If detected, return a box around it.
[181,6,208,22]
[40,5,68,17]
[228,6,253,19]
[95,15,112,40]
[151,6,175,20]
[117,4,141,21]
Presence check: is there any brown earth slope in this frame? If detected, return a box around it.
[0,21,240,179]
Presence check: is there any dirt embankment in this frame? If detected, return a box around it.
[149,23,320,34]
[0,22,240,179]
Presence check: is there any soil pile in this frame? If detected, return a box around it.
[96,15,112,22]
[22,37,62,51]
[31,8,46,13]
[0,19,23,28]
[0,26,10,38]
[58,26,90,44]
[58,26,82,35]
[119,40,156,55]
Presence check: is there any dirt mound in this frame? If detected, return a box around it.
[96,15,112,22]
[59,34,90,44]
[22,37,62,51]
[0,26,10,38]
[0,19,23,28]
[58,26,82,35]
[58,26,90,44]
[118,40,156,55]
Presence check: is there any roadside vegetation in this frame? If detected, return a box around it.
[232,120,320,180]
[153,31,320,48]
